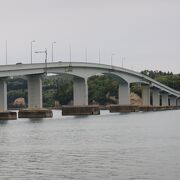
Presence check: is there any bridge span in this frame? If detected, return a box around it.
[0,62,180,112]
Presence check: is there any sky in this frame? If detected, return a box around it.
[0,0,180,73]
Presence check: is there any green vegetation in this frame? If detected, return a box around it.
[7,78,27,108]
[88,75,118,104]
[141,70,180,91]
[7,70,180,108]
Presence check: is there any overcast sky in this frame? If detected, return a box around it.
[0,0,179,73]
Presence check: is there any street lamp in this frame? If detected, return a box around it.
[35,48,47,75]
[5,40,7,65]
[111,53,115,66]
[98,48,101,64]
[52,41,56,62]
[69,44,72,63]
[31,40,36,64]
[85,48,87,63]
[122,56,125,68]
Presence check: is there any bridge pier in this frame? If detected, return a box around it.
[0,80,17,120]
[18,75,52,118]
[27,75,43,109]
[177,99,180,106]
[62,77,100,116]
[141,84,150,106]
[169,96,176,106]
[152,89,160,106]
[73,77,88,106]
[109,82,132,113]
[118,82,130,105]
[161,93,169,106]
[0,80,7,111]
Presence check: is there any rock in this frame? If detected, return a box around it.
[54,100,60,108]
[92,100,99,105]
[108,96,118,104]
[107,92,142,105]
[68,100,73,105]
[106,92,118,104]
[13,97,26,106]
[130,93,142,106]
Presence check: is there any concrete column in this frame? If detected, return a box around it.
[152,89,160,106]
[0,81,7,111]
[28,75,42,109]
[169,96,176,106]
[141,84,150,106]
[73,77,88,106]
[161,93,169,106]
[118,82,130,105]
[177,99,180,106]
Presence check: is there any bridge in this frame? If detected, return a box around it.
[0,62,180,118]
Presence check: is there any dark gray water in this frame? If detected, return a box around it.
[0,110,180,180]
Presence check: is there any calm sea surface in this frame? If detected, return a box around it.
[0,110,180,180]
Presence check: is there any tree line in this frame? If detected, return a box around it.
[7,70,180,108]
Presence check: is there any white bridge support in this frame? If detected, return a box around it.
[177,99,180,106]
[27,75,43,109]
[169,96,176,106]
[73,77,88,106]
[161,93,169,106]
[152,89,160,106]
[118,82,130,105]
[142,85,150,106]
[0,80,7,111]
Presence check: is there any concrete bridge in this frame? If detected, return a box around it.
[0,62,180,113]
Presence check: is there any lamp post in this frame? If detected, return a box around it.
[69,45,72,63]
[35,48,47,75]
[111,53,115,66]
[122,56,125,68]
[98,48,101,64]
[5,40,7,65]
[31,40,36,64]
[52,41,56,62]
[85,48,87,63]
